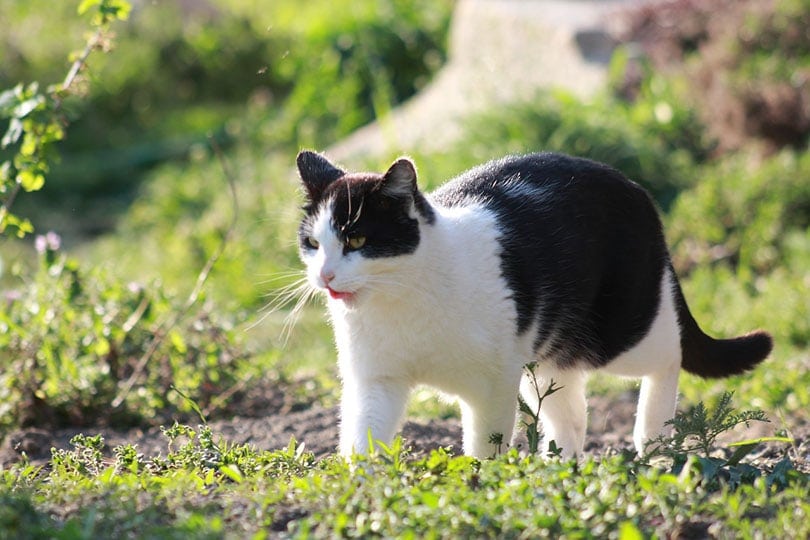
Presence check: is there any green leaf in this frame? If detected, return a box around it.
[725,443,758,467]
[517,396,534,417]
[420,491,440,509]
[109,0,132,21]
[220,463,243,483]
[13,96,44,119]
[618,521,644,540]
[0,87,18,112]
[170,329,188,353]
[1,118,22,148]
[766,457,802,490]
[20,133,38,156]
[43,121,65,144]
[0,212,34,237]
[727,436,794,447]
[77,0,102,15]
[93,338,111,357]
[17,169,45,191]
[696,456,723,481]
[84,0,132,24]
[726,437,793,466]
[171,385,207,424]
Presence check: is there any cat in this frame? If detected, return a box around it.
[294,149,772,458]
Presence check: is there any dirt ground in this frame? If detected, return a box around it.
[2,380,807,475]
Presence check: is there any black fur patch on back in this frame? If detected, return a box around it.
[432,153,670,367]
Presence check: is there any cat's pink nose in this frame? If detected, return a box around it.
[320,269,335,284]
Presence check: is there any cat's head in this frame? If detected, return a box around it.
[296,151,434,306]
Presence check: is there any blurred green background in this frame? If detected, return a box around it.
[0,0,808,436]
[1,0,452,242]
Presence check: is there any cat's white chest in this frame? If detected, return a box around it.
[329,203,521,393]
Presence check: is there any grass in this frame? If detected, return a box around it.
[1,408,807,539]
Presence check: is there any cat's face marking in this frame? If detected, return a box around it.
[304,202,353,300]
[297,151,433,304]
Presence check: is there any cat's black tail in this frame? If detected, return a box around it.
[671,271,773,378]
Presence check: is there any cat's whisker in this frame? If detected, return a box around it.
[246,277,315,334]
[282,238,301,249]
[255,271,308,286]
[279,286,319,345]
[263,274,306,294]
[264,279,312,309]
[256,277,306,302]
[258,269,306,279]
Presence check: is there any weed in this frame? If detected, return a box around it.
[648,391,769,459]
[50,433,106,477]
[487,432,505,456]
[518,362,561,455]
[0,241,249,436]
[643,391,797,490]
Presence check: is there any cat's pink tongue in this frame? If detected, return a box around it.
[327,287,354,301]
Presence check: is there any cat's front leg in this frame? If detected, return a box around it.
[338,377,410,457]
[459,397,519,458]
[457,370,524,458]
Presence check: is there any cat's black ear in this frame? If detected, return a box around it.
[381,157,417,198]
[297,150,345,201]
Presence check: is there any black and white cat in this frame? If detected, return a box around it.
[295,150,772,458]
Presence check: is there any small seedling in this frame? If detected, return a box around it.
[518,362,562,454]
[488,432,505,456]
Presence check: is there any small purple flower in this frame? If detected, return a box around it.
[127,282,144,294]
[35,231,61,254]
[34,235,46,254]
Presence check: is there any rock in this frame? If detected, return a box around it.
[329,0,651,163]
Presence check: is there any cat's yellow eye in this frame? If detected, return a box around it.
[347,236,366,250]
[306,236,319,249]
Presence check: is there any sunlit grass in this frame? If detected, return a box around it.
[1,411,806,539]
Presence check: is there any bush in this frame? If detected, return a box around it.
[667,150,810,277]
[0,235,248,435]
[619,0,810,154]
[88,147,303,309]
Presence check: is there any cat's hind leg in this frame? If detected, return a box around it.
[600,265,683,453]
[633,359,680,454]
[521,366,588,458]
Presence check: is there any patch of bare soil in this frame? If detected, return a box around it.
[2,382,805,474]
[619,0,810,155]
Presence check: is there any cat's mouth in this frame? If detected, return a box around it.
[326,286,356,302]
